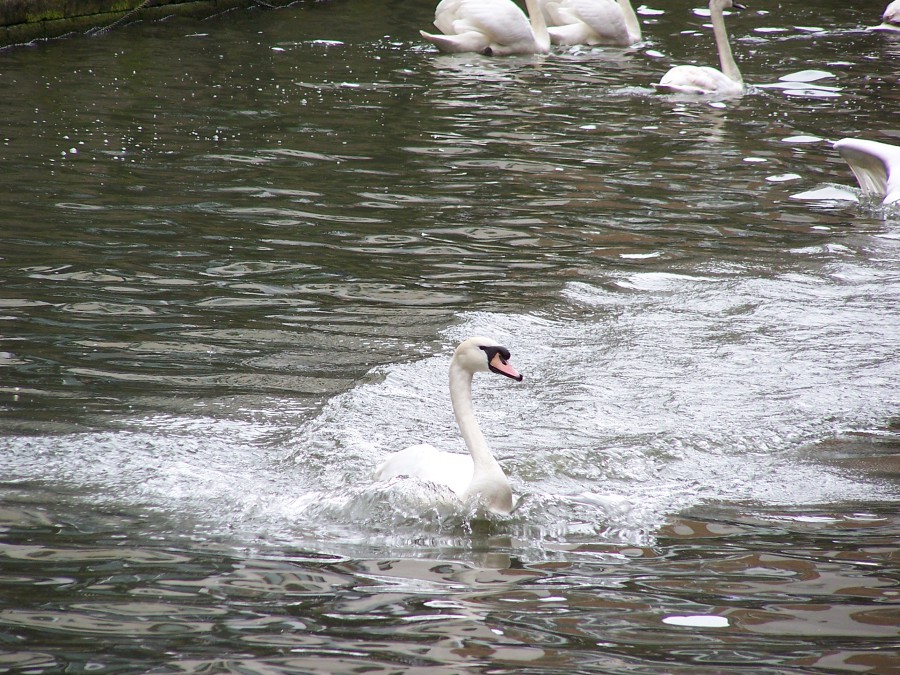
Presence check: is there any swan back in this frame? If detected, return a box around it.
[656,65,743,97]
[374,443,473,496]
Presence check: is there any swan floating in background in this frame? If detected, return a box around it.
[540,0,642,47]
[654,0,745,97]
[374,336,524,515]
[420,0,550,55]
[874,1,900,31]
[834,138,900,206]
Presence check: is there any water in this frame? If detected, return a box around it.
[1,0,898,672]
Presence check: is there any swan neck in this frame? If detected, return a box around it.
[448,355,514,514]
[524,0,551,52]
[617,0,642,42]
[449,362,499,472]
[711,2,742,84]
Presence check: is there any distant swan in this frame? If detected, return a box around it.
[654,0,745,97]
[374,336,524,515]
[540,0,641,47]
[834,138,900,206]
[420,0,550,55]
[874,1,900,31]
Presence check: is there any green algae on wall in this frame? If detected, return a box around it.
[0,0,297,47]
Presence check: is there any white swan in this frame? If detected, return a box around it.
[374,336,524,514]
[420,0,551,56]
[834,138,900,206]
[540,0,641,47]
[654,0,745,97]
[874,1,900,32]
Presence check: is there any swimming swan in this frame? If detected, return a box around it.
[834,138,900,206]
[654,0,745,97]
[374,336,524,514]
[540,0,641,47]
[874,1,900,31]
[420,0,551,55]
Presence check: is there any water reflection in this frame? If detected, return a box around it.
[1,495,898,671]
[1,0,899,672]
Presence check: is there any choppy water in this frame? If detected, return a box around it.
[1,1,898,672]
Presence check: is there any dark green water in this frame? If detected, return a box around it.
[1,1,898,672]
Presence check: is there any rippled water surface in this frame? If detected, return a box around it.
[1,1,898,672]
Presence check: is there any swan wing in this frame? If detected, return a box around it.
[884,0,900,26]
[542,0,638,45]
[655,65,743,96]
[433,0,476,34]
[375,444,474,498]
[834,138,900,205]
[568,0,631,44]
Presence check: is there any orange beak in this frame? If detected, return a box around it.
[489,352,523,381]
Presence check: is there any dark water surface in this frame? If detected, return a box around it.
[1,1,898,672]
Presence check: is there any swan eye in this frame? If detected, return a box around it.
[479,345,510,364]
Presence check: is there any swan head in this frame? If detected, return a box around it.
[454,336,523,382]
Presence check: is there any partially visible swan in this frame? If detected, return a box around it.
[834,138,900,205]
[654,0,745,97]
[420,0,550,55]
[540,0,641,47]
[874,0,900,32]
[374,336,524,515]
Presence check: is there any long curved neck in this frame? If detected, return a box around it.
[448,357,514,514]
[449,362,500,473]
[524,0,551,52]
[710,1,742,84]
[617,0,642,42]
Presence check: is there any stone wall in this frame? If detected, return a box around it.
[0,0,297,46]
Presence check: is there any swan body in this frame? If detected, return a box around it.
[420,0,550,55]
[654,0,744,97]
[374,336,524,515]
[875,1,900,32]
[540,0,641,47]
[834,138,900,205]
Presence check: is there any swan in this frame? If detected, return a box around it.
[374,336,524,515]
[834,138,900,206]
[420,0,551,56]
[654,0,745,97]
[874,0,900,32]
[540,0,641,47]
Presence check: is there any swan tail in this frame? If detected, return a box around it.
[546,20,634,47]
[420,29,491,54]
